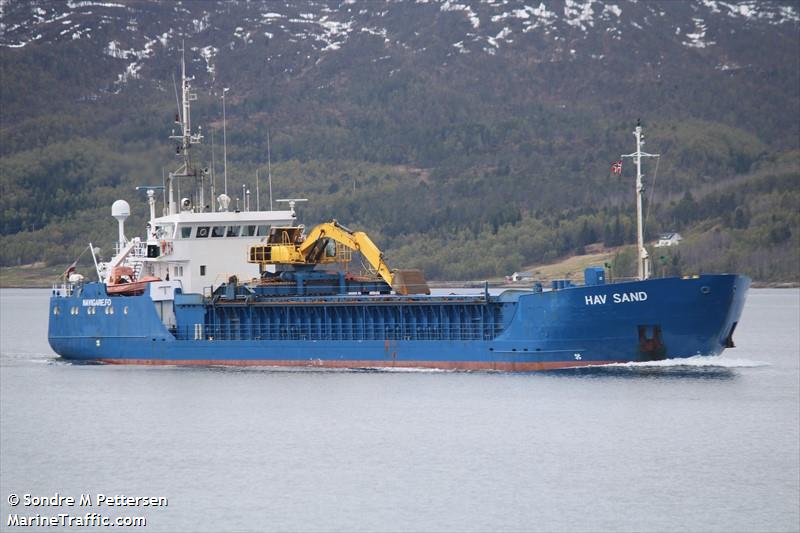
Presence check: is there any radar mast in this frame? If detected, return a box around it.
[621,120,659,280]
[167,43,204,214]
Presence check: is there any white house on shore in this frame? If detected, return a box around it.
[507,271,535,282]
[654,232,683,247]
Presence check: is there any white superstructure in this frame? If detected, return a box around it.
[104,208,295,294]
[99,47,297,295]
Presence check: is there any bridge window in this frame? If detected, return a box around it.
[243,225,257,237]
[257,225,270,236]
[227,225,241,237]
[196,226,210,238]
[181,226,192,238]
[211,226,225,238]
[156,224,175,239]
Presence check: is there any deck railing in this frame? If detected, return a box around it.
[51,283,75,297]
[173,322,504,342]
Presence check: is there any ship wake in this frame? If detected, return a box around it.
[596,355,769,369]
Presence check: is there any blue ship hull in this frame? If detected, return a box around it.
[47,274,749,371]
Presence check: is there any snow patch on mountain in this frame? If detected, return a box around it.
[603,4,622,18]
[440,1,480,29]
[317,18,354,51]
[66,1,125,8]
[683,17,715,48]
[522,3,558,32]
[199,45,218,76]
[105,40,154,60]
[192,12,210,34]
[564,0,597,31]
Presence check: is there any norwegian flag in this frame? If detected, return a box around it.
[611,160,623,175]
[62,260,78,278]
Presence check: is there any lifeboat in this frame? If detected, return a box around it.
[107,266,160,296]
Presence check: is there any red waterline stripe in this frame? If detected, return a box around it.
[96,359,621,371]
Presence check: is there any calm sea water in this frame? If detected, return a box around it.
[1,288,798,533]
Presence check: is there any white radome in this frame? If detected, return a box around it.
[111,199,131,221]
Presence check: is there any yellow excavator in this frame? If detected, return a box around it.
[248,220,430,295]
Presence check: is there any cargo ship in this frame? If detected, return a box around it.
[47,54,749,370]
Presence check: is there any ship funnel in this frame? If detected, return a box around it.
[218,193,231,212]
[111,199,130,246]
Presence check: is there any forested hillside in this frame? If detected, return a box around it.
[1,0,798,282]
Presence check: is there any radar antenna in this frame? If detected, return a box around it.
[276,198,308,218]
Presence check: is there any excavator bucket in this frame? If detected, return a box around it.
[392,269,430,295]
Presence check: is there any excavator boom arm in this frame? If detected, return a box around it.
[298,222,394,287]
[250,220,429,295]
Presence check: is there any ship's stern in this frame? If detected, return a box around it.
[48,282,174,362]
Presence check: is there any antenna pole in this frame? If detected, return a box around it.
[198,169,204,213]
[634,127,647,280]
[167,169,174,216]
[621,122,659,280]
[210,129,216,212]
[267,127,273,210]
[147,189,156,230]
[161,168,170,215]
[172,73,181,124]
[256,168,260,211]
[222,88,230,195]
[161,168,167,215]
